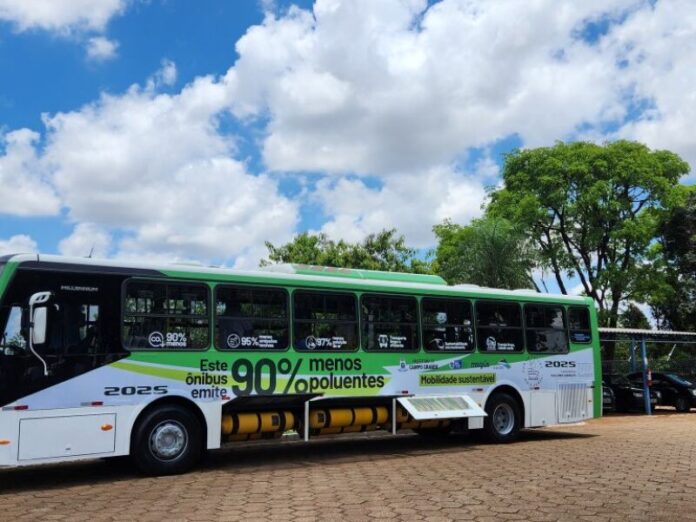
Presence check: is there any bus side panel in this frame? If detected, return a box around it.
[0,404,135,467]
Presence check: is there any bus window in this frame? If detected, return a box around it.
[293,291,358,351]
[361,294,418,352]
[215,285,288,351]
[475,301,524,353]
[568,306,592,343]
[1,306,25,353]
[421,298,474,352]
[525,304,568,353]
[123,281,209,350]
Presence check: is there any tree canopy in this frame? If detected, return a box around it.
[488,140,689,333]
[432,216,537,289]
[261,229,431,273]
[649,188,696,331]
[618,303,651,330]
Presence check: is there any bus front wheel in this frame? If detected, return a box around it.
[132,404,203,475]
[484,393,521,443]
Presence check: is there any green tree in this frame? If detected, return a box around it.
[432,216,538,289]
[488,141,688,355]
[650,189,696,331]
[261,229,431,273]
[618,303,651,330]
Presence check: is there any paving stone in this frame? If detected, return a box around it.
[0,412,695,521]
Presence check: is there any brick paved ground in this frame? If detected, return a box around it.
[1,410,696,521]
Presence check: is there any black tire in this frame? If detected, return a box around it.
[131,404,203,476]
[675,396,691,413]
[484,392,522,443]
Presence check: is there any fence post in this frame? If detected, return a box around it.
[629,340,636,372]
[641,337,651,415]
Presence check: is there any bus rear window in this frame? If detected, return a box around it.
[525,304,568,353]
[568,306,592,343]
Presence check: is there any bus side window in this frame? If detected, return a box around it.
[475,301,524,353]
[215,285,288,351]
[525,304,568,353]
[1,306,26,353]
[293,291,358,352]
[361,294,419,352]
[568,306,592,343]
[123,281,210,350]
[421,298,474,352]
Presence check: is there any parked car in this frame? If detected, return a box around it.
[627,372,696,413]
[603,374,660,412]
[602,381,615,412]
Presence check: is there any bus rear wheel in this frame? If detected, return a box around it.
[484,393,521,443]
[132,404,202,475]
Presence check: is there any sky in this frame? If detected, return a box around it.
[0,0,695,271]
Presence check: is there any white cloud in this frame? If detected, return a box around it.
[86,36,119,61]
[315,166,486,247]
[5,0,696,266]
[147,59,178,89]
[0,234,38,256]
[606,0,696,179]
[226,0,641,176]
[58,223,112,258]
[0,129,61,216]
[0,0,126,33]
[0,0,127,61]
[40,70,297,265]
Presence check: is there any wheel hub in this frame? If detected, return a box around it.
[492,403,515,435]
[150,421,188,461]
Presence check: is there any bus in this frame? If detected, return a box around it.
[0,254,601,475]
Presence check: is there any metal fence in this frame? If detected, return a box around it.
[602,358,696,378]
[599,327,696,379]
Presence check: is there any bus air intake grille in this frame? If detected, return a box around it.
[556,383,588,423]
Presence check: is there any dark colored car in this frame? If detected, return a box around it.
[604,374,660,412]
[627,372,696,412]
[602,382,615,412]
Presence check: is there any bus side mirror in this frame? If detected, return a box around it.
[28,291,52,376]
[32,306,47,345]
[29,291,52,344]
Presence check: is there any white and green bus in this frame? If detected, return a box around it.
[0,254,601,474]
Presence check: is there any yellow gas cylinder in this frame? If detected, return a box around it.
[310,406,389,429]
[222,411,295,435]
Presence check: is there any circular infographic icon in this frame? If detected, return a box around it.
[227,333,241,349]
[148,331,164,348]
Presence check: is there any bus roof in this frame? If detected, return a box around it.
[2,253,591,304]
[261,263,448,285]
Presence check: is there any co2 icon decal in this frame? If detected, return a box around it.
[148,331,164,348]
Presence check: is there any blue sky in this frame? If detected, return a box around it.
[0,0,694,286]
